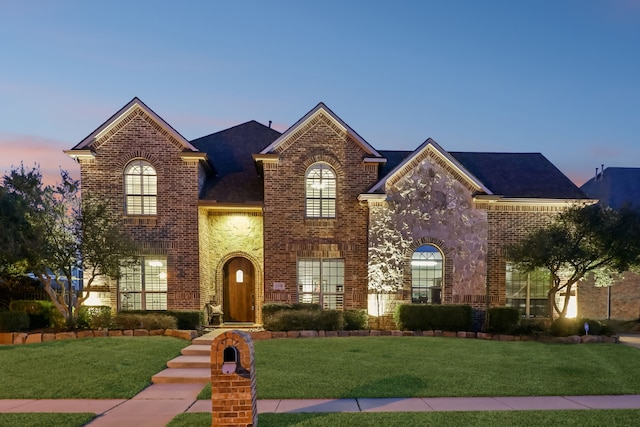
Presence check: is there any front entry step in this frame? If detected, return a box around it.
[167,355,210,369]
[181,344,212,356]
[152,368,210,384]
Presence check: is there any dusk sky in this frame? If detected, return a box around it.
[1,1,639,187]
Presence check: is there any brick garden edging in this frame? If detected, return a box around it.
[0,328,198,345]
[245,329,620,344]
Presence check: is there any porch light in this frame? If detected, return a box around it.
[236,269,244,283]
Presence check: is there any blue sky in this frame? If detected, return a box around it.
[1,0,639,186]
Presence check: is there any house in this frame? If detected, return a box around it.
[579,167,640,320]
[65,98,595,327]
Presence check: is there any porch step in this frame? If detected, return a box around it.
[181,344,212,356]
[167,355,210,369]
[152,368,210,384]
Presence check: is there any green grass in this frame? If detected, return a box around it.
[168,410,640,427]
[0,336,188,399]
[198,337,640,399]
[0,413,95,427]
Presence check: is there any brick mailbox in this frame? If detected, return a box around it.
[211,330,257,427]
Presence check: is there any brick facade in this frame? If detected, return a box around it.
[73,105,202,310]
[68,99,633,325]
[262,113,377,309]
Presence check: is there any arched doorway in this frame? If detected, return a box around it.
[223,257,255,323]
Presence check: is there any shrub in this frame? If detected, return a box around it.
[263,308,346,331]
[394,304,473,331]
[113,313,177,330]
[0,311,30,332]
[510,318,549,336]
[76,306,112,329]
[119,310,202,329]
[343,309,369,330]
[315,310,345,331]
[486,307,521,334]
[550,317,580,336]
[9,300,64,329]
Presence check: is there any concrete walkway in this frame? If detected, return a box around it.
[1,335,639,426]
[3,388,640,426]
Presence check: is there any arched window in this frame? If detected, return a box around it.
[411,244,443,304]
[124,160,157,215]
[305,163,336,218]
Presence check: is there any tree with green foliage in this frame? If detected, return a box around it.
[1,165,138,328]
[509,203,640,319]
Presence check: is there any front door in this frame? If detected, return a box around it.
[223,257,255,323]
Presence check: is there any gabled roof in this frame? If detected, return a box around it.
[68,97,197,152]
[368,139,491,195]
[581,167,640,209]
[259,102,382,158]
[450,152,588,199]
[192,121,281,203]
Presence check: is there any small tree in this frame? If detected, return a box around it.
[2,165,138,328]
[509,204,640,319]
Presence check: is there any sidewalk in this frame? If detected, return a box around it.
[3,385,640,427]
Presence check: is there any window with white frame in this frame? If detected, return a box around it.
[506,263,550,318]
[119,257,167,310]
[124,160,157,215]
[305,163,336,218]
[411,244,443,304]
[297,258,344,309]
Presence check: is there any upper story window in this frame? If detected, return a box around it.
[305,163,336,218]
[124,160,157,215]
[411,244,443,304]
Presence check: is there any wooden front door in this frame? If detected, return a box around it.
[223,257,255,323]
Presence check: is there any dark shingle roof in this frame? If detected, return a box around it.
[378,150,412,179]
[449,152,587,199]
[191,121,281,203]
[581,167,640,209]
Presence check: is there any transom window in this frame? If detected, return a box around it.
[305,163,336,218]
[119,257,167,310]
[506,263,549,318]
[124,160,157,215]
[297,258,344,309]
[411,244,443,304]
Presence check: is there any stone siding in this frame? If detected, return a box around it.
[369,154,488,313]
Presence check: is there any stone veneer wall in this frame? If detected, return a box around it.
[75,108,202,310]
[262,114,378,309]
[369,154,488,315]
[205,211,264,322]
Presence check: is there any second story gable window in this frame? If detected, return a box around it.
[305,163,336,218]
[124,159,157,215]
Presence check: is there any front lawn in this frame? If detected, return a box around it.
[0,336,188,399]
[168,409,640,427]
[0,413,95,427]
[200,337,640,399]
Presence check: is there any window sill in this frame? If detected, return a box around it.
[304,218,337,227]
[124,216,158,226]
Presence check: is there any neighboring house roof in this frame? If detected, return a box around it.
[581,167,640,209]
[260,102,383,158]
[449,152,588,199]
[192,121,281,203]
